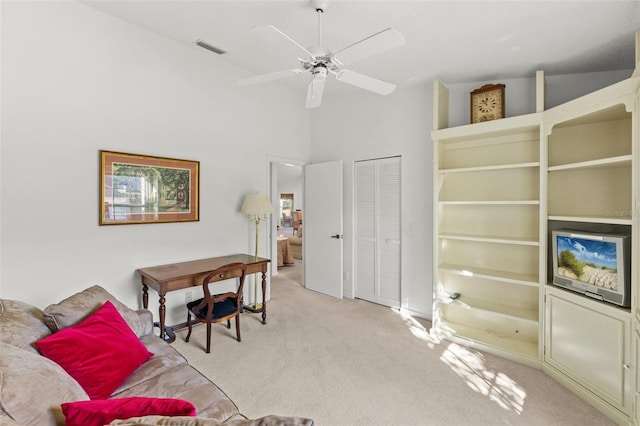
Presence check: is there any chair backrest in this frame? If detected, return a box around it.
[199,263,247,315]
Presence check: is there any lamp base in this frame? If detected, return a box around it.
[243,303,263,312]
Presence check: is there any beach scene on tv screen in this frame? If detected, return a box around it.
[556,236,618,290]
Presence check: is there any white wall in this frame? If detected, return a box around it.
[545,70,633,108]
[0,1,311,324]
[310,85,434,318]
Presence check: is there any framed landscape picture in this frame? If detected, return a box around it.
[100,151,199,225]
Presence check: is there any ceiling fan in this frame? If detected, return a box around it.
[238,0,405,108]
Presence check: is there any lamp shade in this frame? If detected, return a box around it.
[240,193,273,216]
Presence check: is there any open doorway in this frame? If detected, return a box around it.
[278,194,302,239]
[280,193,294,230]
[268,158,345,300]
[269,159,305,285]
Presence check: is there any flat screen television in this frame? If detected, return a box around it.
[552,229,631,307]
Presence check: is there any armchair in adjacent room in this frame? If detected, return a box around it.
[292,211,302,235]
[282,212,293,227]
[289,226,303,260]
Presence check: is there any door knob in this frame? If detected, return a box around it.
[331,234,342,239]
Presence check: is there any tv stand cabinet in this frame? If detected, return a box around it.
[544,286,632,419]
[543,79,636,422]
[432,33,640,425]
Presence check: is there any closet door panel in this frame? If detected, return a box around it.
[355,157,401,307]
[355,162,376,301]
[356,240,376,300]
[377,158,401,304]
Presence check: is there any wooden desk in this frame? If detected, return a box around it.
[137,254,270,341]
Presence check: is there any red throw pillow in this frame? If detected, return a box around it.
[35,301,153,400]
[62,397,196,426]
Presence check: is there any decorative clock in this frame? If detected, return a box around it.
[470,83,505,124]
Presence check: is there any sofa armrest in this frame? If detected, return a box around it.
[225,415,314,425]
[0,410,26,426]
[135,309,154,337]
[108,415,314,425]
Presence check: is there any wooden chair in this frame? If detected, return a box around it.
[292,211,301,235]
[185,262,247,353]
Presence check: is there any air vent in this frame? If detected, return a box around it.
[195,40,226,55]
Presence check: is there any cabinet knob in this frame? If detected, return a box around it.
[623,364,631,370]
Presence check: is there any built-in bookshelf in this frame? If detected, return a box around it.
[432,61,639,424]
[432,113,542,365]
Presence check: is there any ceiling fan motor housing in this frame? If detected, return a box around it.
[304,45,338,71]
[311,0,329,13]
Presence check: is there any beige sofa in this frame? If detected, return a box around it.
[289,226,302,260]
[0,286,313,426]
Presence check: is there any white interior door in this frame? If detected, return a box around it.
[304,160,343,299]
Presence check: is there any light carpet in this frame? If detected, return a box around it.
[171,261,613,425]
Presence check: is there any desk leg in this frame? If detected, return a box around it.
[158,293,166,339]
[261,269,267,324]
[154,293,176,342]
[142,284,149,309]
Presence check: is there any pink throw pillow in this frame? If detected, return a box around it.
[62,397,196,426]
[35,301,153,399]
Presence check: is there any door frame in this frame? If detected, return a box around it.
[266,156,307,279]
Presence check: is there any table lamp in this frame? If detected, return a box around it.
[240,193,273,309]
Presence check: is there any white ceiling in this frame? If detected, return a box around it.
[83,0,640,98]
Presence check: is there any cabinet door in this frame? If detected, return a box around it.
[545,291,632,412]
[636,329,640,425]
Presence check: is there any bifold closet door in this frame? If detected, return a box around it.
[355,156,401,307]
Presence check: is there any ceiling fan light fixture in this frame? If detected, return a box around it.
[306,66,327,108]
[312,66,328,81]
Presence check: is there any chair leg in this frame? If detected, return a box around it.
[226,319,231,329]
[235,315,241,342]
[206,322,211,354]
[185,312,192,342]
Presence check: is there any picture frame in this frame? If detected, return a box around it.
[100,150,199,225]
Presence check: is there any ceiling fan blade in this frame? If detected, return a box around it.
[252,25,315,59]
[333,28,405,66]
[335,70,396,96]
[305,69,327,109]
[238,69,306,86]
